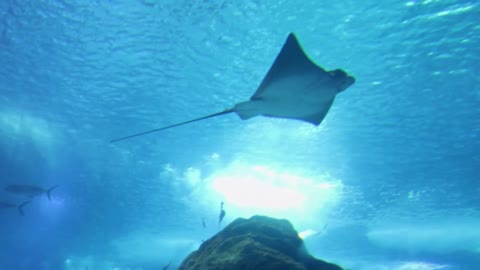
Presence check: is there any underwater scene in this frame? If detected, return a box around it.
[1,0,479,269]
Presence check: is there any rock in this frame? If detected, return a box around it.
[179,215,343,270]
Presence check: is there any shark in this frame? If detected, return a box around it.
[4,184,59,201]
[0,200,31,216]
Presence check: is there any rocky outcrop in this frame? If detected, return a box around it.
[179,215,342,270]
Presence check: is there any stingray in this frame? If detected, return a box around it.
[111,33,355,143]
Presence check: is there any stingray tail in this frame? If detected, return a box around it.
[18,200,32,216]
[110,108,235,143]
[47,185,59,201]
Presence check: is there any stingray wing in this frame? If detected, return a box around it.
[251,33,329,99]
[300,98,335,125]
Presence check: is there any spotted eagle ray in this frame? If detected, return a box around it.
[111,33,355,143]
[5,185,59,201]
[0,200,31,216]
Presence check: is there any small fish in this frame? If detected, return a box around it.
[5,184,59,200]
[0,200,31,216]
[219,201,225,225]
[202,217,206,228]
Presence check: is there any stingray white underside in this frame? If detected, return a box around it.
[234,72,338,125]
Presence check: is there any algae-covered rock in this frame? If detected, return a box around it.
[179,215,342,270]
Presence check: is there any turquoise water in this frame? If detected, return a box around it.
[1,1,479,269]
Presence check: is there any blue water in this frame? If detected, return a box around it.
[1,0,479,269]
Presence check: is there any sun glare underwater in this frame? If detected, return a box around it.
[1,0,479,270]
